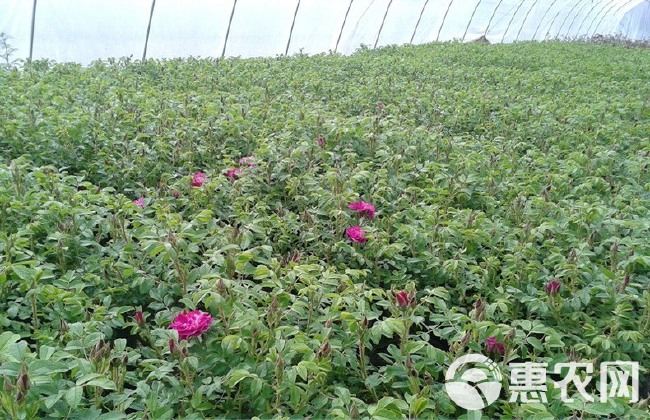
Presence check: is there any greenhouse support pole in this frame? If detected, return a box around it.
[222,0,238,59]
[462,0,484,41]
[28,0,37,61]
[591,1,622,36]
[374,0,394,49]
[285,0,301,56]
[410,0,430,44]
[436,0,454,41]
[484,0,506,38]
[575,0,610,37]
[501,0,527,43]
[544,2,573,39]
[555,0,589,39]
[514,0,539,41]
[592,0,635,36]
[531,0,560,40]
[564,0,595,40]
[142,0,156,61]
[583,0,615,36]
[335,0,354,53]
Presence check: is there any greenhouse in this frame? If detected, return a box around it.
[1,0,649,62]
[0,1,649,419]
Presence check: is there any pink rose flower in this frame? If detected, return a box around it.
[225,168,241,180]
[239,156,255,167]
[484,336,506,356]
[317,136,324,147]
[172,190,180,199]
[192,172,207,187]
[346,226,367,243]
[170,310,213,340]
[133,197,145,208]
[348,200,375,220]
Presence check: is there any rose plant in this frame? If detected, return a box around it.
[0,42,648,419]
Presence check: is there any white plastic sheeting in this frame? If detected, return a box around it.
[619,0,650,39]
[0,0,648,65]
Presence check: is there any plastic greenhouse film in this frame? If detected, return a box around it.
[146,0,233,60]
[0,0,37,61]
[225,0,296,58]
[31,0,151,64]
[289,1,349,55]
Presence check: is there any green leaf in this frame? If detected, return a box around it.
[253,265,270,280]
[467,410,482,420]
[227,369,253,387]
[194,209,213,223]
[113,338,127,352]
[527,336,544,351]
[382,318,406,336]
[584,401,616,416]
[290,385,303,406]
[0,333,28,363]
[410,396,429,417]
[295,364,308,381]
[0,331,21,353]
[76,373,103,386]
[43,393,63,409]
[404,340,426,354]
[221,335,243,353]
[250,378,264,395]
[85,378,117,390]
[28,359,71,376]
[10,265,35,282]
[65,385,84,409]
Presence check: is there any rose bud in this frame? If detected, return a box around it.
[133,310,146,326]
[545,279,561,296]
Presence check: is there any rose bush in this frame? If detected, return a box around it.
[0,42,648,419]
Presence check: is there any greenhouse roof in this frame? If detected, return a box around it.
[1,0,649,64]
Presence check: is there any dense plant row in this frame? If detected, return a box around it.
[0,42,649,419]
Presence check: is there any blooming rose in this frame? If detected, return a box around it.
[484,336,506,356]
[133,197,145,208]
[545,279,561,296]
[170,310,213,340]
[239,156,255,167]
[346,226,367,243]
[348,200,375,220]
[225,168,241,180]
[192,172,207,187]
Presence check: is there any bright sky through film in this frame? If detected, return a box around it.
[0,0,647,64]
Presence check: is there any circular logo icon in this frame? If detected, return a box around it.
[445,354,503,410]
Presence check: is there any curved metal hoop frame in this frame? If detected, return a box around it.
[22,0,650,62]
